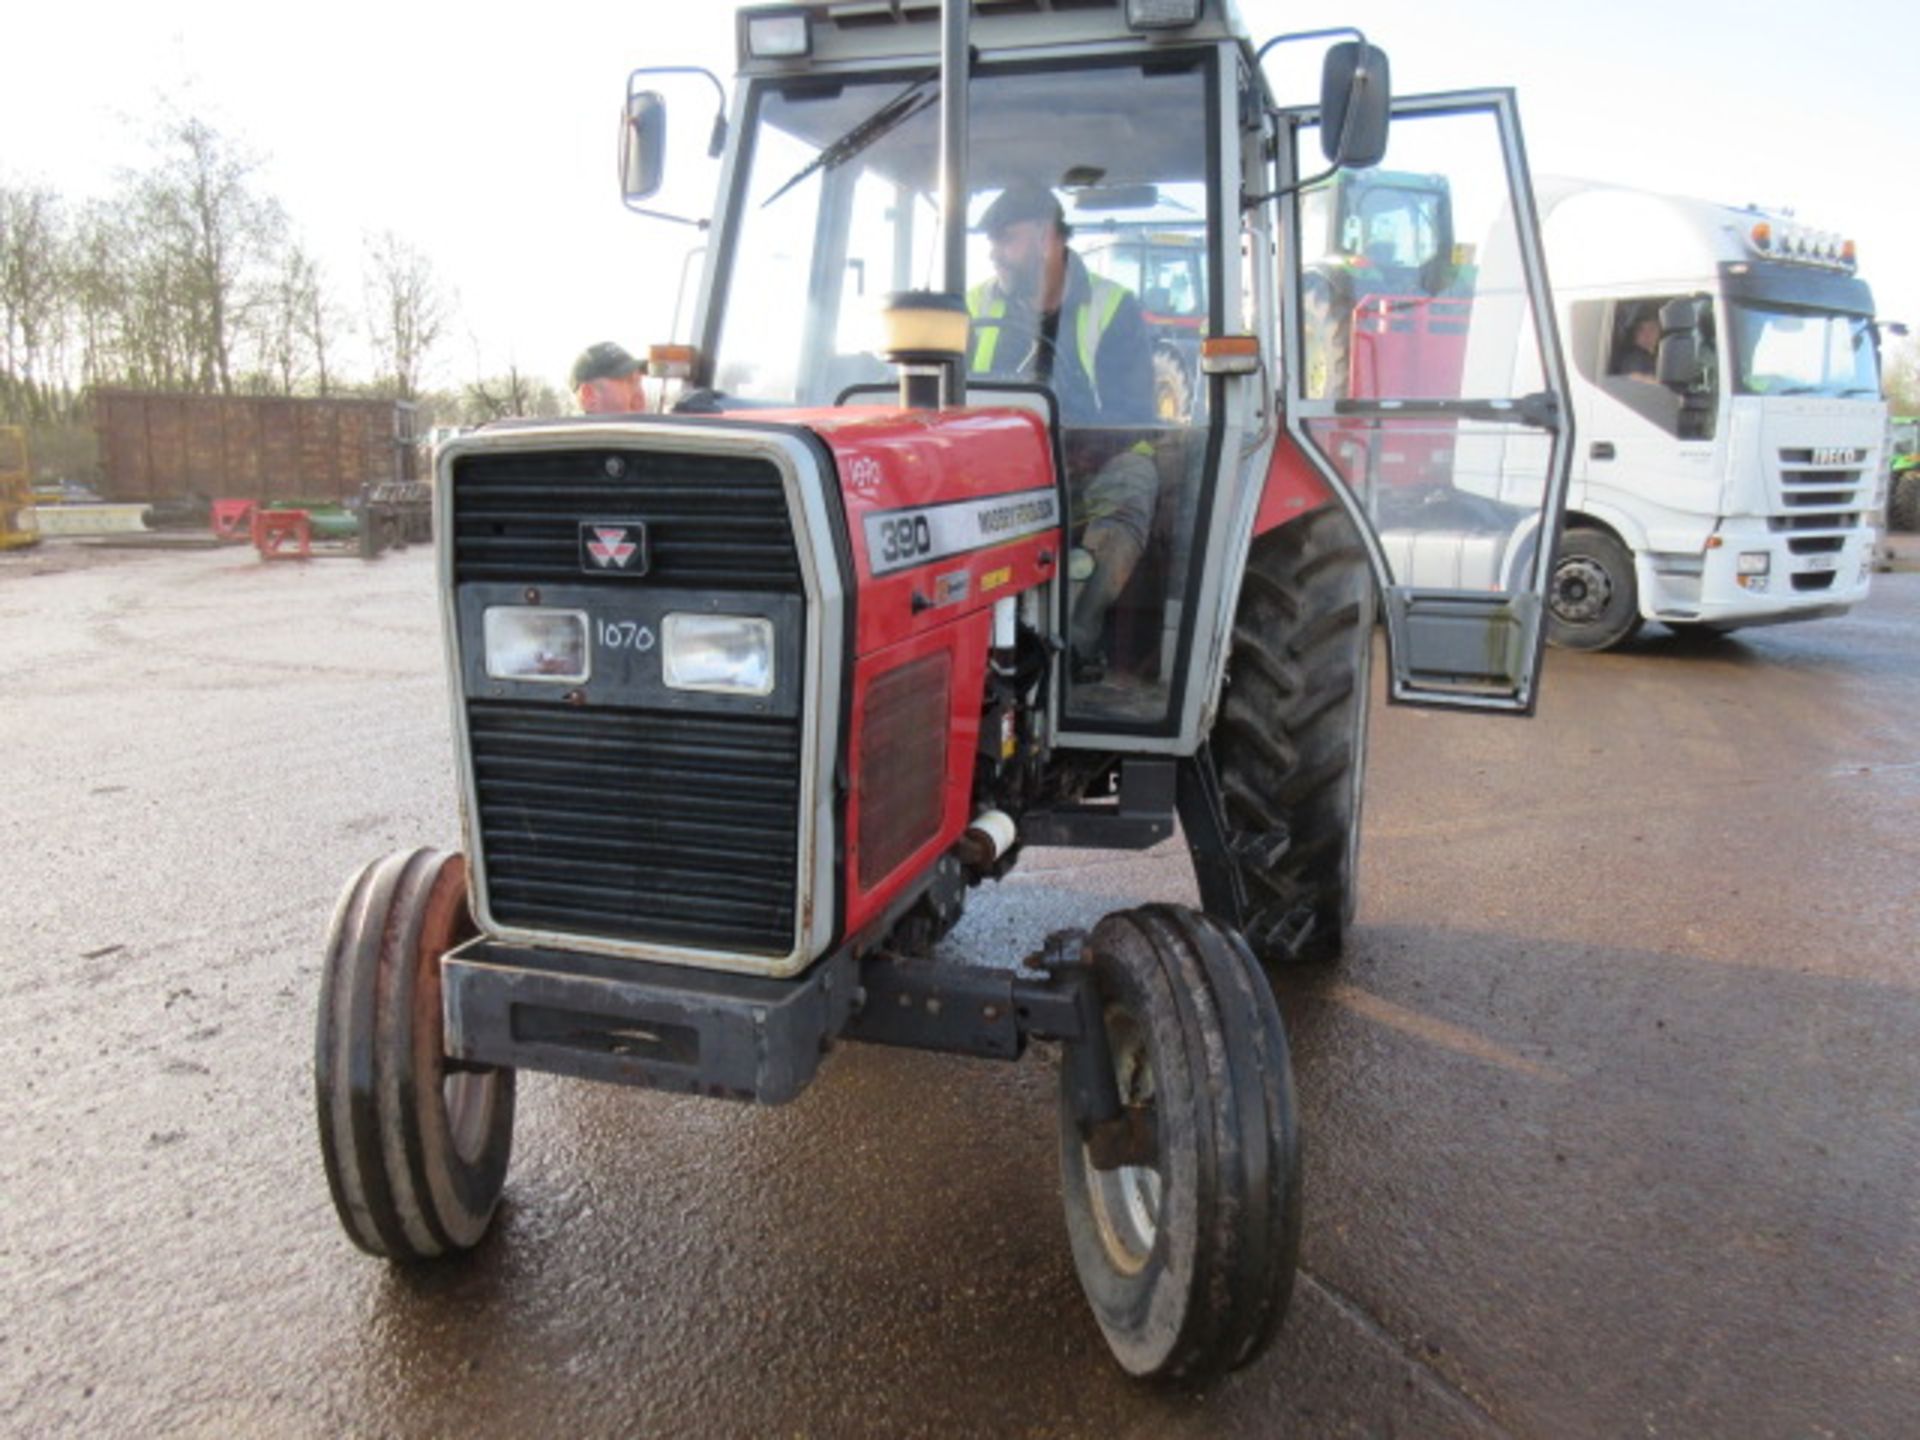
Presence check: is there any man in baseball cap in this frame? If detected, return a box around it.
[968,181,1158,680]
[571,341,648,414]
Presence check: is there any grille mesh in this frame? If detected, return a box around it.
[469,700,801,954]
[857,652,951,889]
[452,450,800,590]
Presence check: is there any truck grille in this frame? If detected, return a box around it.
[1776,448,1869,516]
[452,450,800,590]
[469,701,801,954]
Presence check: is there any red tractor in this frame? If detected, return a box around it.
[316,0,1575,1382]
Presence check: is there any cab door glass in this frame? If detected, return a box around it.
[1284,95,1573,713]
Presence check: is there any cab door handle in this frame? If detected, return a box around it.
[1591,442,1616,460]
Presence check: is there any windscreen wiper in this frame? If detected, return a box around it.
[762,66,940,209]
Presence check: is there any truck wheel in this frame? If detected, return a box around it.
[316,848,514,1261]
[1153,347,1192,423]
[1214,505,1373,965]
[1059,905,1301,1382]
[1890,471,1920,533]
[1547,526,1642,651]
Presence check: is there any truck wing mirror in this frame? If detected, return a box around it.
[1656,332,1702,387]
[622,91,668,203]
[1320,41,1391,169]
[1658,295,1704,334]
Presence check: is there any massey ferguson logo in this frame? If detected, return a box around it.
[579,521,649,575]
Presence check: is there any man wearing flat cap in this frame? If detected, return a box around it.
[968,181,1158,679]
[571,341,648,414]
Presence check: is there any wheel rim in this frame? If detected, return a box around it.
[415,853,492,1168]
[1552,555,1612,625]
[444,1071,497,1166]
[1083,1007,1161,1275]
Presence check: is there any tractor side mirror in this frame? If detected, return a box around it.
[621,91,668,203]
[1320,42,1391,169]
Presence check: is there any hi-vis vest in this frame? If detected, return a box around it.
[967,274,1128,410]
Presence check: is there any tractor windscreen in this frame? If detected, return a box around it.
[717,56,1216,728]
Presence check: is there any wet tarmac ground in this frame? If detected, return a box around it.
[1,540,1916,1437]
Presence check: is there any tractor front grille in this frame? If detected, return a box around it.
[451,444,810,958]
[469,701,802,955]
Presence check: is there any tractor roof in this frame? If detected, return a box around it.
[735,0,1249,74]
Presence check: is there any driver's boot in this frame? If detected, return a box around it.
[1068,522,1145,681]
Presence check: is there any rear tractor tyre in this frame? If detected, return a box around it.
[1059,905,1302,1383]
[1301,272,1351,401]
[316,848,515,1261]
[1214,505,1374,965]
[1153,347,1193,424]
[1547,526,1643,652]
[1890,470,1920,533]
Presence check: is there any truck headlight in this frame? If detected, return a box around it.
[1736,551,1770,576]
[484,607,590,683]
[662,613,775,696]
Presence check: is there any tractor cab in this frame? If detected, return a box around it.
[636,1,1572,722]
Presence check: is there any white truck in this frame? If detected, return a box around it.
[1534,180,1888,648]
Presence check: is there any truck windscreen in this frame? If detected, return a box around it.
[1728,303,1880,398]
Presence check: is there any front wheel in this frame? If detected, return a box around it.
[1059,905,1302,1383]
[1547,526,1643,651]
[316,848,515,1261]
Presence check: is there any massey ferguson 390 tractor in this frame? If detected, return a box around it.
[317,0,1574,1381]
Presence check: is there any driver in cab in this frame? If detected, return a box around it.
[967,181,1159,680]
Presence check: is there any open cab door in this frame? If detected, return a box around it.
[1278,90,1573,713]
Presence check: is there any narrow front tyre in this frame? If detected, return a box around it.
[1059,905,1303,1382]
[316,848,515,1261]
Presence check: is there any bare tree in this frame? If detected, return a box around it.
[300,254,350,397]
[139,115,286,394]
[254,242,325,395]
[1883,335,1920,416]
[0,182,67,421]
[364,231,447,402]
[464,362,563,423]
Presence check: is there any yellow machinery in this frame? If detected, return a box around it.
[0,426,38,550]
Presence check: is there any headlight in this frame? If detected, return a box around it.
[484,607,590,683]
[662,613,774,696]
[1737,551,1770,576]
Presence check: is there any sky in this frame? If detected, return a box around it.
[5,0,1916,396]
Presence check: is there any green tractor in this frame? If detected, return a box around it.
[1889,415,1920,532]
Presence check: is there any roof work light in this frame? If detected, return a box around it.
[743,8,811,61]
[1127,0,1205,29]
